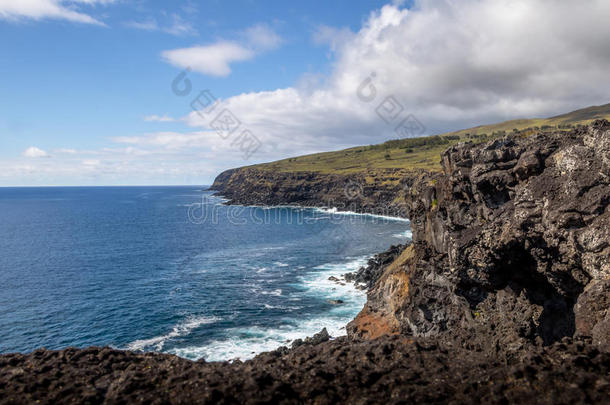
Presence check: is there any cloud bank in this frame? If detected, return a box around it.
[7,0,610,185]
[184,0,610,152]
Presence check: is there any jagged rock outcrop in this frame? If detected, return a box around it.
[349,121,610,354]
[345,244,409,290]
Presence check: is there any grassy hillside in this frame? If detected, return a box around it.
[249,103,610,175]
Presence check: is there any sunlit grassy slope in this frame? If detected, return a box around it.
[249,103,610,174]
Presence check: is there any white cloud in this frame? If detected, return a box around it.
[0,0,114,25]
[23,146,49,158]
[125,19,158,31]
[8,1,610,186]
[182,0,610,154]
[244,23,283,51]
[161,24,283,77]
[112,131,214,150]
[162,42,255,77]
[125,13,196,36]
[81,159,100,166]
[144,114,176,122]
[163,13,195,36]
[3,130,260,185]
[312,25,355,52]
[54,148,78,154]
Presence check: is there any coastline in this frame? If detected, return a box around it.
[194,190,414,360]
[2,122,609,404]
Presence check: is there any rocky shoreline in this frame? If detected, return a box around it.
[1,122,609,404]
[209,167,430,219]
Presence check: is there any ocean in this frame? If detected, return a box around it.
[0,186,411,361]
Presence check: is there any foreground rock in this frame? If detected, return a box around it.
[1,336,608,404]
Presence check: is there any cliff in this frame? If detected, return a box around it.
[1,122,609,404]
[349,121,610,356]
[210,167,428,218]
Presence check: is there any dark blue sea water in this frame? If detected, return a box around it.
[0,187,411,361]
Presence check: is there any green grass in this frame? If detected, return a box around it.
[245,103,610,175]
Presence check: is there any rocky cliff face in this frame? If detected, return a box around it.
[210,167,428,218]
[349,121,610,355]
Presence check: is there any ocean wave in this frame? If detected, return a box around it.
[126,315,221,352]
[300,257,368,306]
[393,229,413,239]
[169,257,368,361]
[263,303,303,310]
[221,203,409,223]
[170,317,351,362]
[260,289,283,296]
[312,207,410,223]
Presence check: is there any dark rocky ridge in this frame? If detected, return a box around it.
[345,244,409,290]
[210,167,429,218]
[1,336,608,404]
[1,122,609,404]
[348,120,610,355]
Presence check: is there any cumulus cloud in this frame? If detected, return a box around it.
[23,147,49,158]
[0,0,114,25]
[184,0,610,153]
[9,0,610,186]
[161,24,282,77]
[162,42,255,77]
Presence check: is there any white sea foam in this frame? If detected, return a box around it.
[393,229,413,239]
[171,317,351,362]
[170,257,368,362]
[312,207,410,223]
[263,303,303,310]
[260,289,283,296]
[127,315,221,352]
[226,203,409,223]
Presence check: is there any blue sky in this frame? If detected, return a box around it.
[1,0,610,186]
[0,0,386,182]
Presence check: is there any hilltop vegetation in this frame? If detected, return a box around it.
[249,103,610,174]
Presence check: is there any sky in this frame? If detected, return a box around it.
[1,0,610,186]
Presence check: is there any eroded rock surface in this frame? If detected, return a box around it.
[1,336,608,405]
[345,243,409,290]
[350,121,610,356]
[210,168,425,218]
